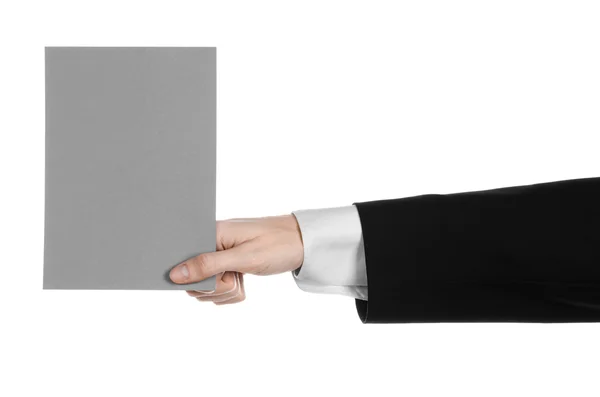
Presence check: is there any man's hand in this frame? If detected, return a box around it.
[169,215,304,305]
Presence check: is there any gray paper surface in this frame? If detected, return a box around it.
[44,47,216,290]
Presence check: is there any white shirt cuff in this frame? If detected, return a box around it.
[291,205,368,300]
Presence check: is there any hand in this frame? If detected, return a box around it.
[169,214,304,305]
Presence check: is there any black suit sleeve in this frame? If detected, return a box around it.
[353,177,600,323]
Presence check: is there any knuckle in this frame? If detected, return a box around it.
[235,290,246,302]
[215,221,225,245]
[216,220,227,238]
[214,291,243,305]
[191,254,213,276]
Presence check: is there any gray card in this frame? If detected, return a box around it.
[44,47,216,290]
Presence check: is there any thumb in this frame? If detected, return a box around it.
[169,242,256,284]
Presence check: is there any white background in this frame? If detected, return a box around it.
[1,1,600,396]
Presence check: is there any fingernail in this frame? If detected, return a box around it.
[170,263,190,283]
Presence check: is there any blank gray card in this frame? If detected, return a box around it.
[44,47,216,290]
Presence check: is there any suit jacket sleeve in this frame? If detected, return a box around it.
[353,177,600,323]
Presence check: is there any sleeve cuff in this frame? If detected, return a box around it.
[291,205,368,300]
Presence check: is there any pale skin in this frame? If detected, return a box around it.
[169,215,304,305]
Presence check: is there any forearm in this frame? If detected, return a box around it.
[354,177,600,323]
